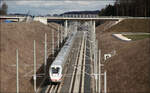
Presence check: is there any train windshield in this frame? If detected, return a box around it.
[52,67,60,74]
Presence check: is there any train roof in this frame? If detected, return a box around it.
[51,32,76,67]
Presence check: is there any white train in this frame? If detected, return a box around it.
[49,32,77,82]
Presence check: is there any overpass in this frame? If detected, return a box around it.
[0,16,33,22]
[34,16,125,24]
[0,15,149,24]
[45,17,123,20]
[34,16,150,24]
[0,16,26,22]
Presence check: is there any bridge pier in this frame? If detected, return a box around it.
[65,20,68,38]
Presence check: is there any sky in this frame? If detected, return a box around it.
[1,0,115,16]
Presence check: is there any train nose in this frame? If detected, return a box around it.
[50,75,62,82]
[51,78,61,82]
[51,79,57,82]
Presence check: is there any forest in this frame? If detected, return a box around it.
[99,0,150,17]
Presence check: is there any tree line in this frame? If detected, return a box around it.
[99,0,150,17]
[0,2,8,15]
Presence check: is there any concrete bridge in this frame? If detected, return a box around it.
[0,15,149,24]
[0,16,26,22]
[33,16,125,24]
[0,16,32,22]
[33,16,150,25]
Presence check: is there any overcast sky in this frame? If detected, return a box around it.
[2,0,115,15]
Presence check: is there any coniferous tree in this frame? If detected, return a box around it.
[0,2,8,15]
[99,0,150,17]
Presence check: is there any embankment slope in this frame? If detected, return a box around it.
[0,22,59,93]
[96,19,150,93]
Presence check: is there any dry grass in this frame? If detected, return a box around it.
[0,22,60,93]
[107,19,150,33]
[123,34,150,40]
[96,19,150,93]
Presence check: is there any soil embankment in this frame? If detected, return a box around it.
[96,19,150,93]
[0,22,60,93]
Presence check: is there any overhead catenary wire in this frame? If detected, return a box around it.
[57,26,60,49]
[104,71,107,93]
[16,49,19,93]
[60,24,63,44]
[99,49,101,93]
[34,40,37,93]
[51,29,54,56]
[44,33,47,75]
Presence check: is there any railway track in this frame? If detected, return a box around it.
[40,20,97,93]
[44,31,85,93]
[44,83,60,93]
[49,85,59,93]
[59,31,85,93]
[69,31,86,93]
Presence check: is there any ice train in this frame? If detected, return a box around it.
[49,32,76,82]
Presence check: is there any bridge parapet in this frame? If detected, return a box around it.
[0,16,27,22]
[33,17,47,25]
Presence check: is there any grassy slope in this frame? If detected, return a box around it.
[124,34,150,40]
[96,19,150,93]
[107,19,150,33]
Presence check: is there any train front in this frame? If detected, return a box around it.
[49,65,62,83]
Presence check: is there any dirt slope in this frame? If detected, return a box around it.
[106,38,150,93]
[0,22,59,93]
[96,19,150,93]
